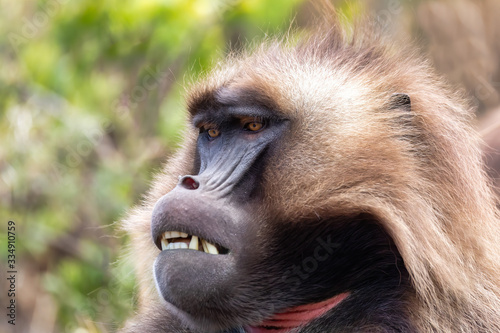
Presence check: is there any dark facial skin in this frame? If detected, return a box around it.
[151,106,289,331]
[150,105,413,332]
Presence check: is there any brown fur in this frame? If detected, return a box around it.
[481,107,500,198]
[121,13,500,333]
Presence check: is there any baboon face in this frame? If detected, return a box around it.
[150,74,411,331]
[151,104,290,329]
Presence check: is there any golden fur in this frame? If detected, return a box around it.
[122,14,500,333]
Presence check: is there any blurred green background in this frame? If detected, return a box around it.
[0,1,306,332]
[1,0,499,332]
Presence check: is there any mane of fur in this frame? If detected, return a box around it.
[123,14,500,332]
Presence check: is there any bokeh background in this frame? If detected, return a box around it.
[1,0,499,332]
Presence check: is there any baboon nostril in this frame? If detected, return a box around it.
[181,176,199,190]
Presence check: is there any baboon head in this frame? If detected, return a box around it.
[122,16,500,333]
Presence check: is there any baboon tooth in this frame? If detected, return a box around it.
[179,232,189,238]
[161,238,169,250]
[189,236,199,250]
[205,241,219,255]
[201,239,209,253]
[173,243,180,249]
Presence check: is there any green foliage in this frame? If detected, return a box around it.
[0,0,305,331]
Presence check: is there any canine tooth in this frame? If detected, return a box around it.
[161,239,169,250]
[201,239,209,253]
[179,232,188,238]
[203,240,219,254]
[189,236,199,250]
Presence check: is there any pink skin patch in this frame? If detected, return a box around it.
[245,292,350,333]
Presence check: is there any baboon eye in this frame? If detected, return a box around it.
[243,119,264,132]
[207,128,220,138]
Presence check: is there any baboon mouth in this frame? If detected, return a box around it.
[158,231,229,255]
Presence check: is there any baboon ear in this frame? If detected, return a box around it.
[389,93,411,111]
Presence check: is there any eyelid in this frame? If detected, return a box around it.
[197,122,217,131]
[240,116,263,124]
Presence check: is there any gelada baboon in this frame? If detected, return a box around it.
[120,11,500,333]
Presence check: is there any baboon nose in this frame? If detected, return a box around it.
[179,176,199,190]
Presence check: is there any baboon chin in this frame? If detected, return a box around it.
[120,12,500,333]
